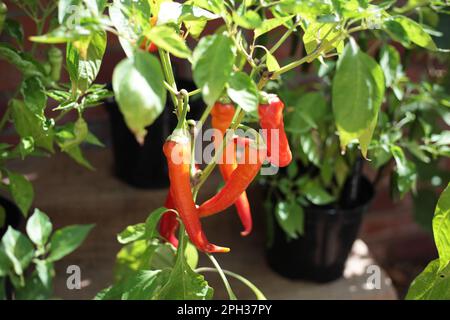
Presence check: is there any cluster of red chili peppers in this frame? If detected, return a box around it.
[159,93,292,253]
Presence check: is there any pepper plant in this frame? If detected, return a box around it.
[1,0,449,299]
[0,0,105,299]
[262,44,450,239]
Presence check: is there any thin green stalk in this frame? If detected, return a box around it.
[196,267,266,300]
[188,88,201,97]
[159,49,179,113]
[206,254,237,300]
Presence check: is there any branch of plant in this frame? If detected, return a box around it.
[159,49,179,113]
[196,267,266,300]
[206,254,237,300]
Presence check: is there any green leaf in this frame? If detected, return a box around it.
[26,209,53,247]
[15,272,52,300]
[393,16,437,51]
[117,223,146,244]
[8,171,34,217]
[67,30,107,94]
[100,269,171,300]
[332,39,385,158]
[1,227,34,276]
[303,22,343,55]
[114,240,176,283]
[112,51,166,144]
[47,224,94,262]
[275,200,304,239]
[254,15,294,38]
[20,77,47,117]
[144,207,169,240]
[192,34,235,106]
[35,260,54,289]
[285,92,328,133]
[390,145,417,199]
[145,25,191,59]
[0,44,43,78]
[233,10,262,29]
[227,72,258,113]
[379,44,402,88]
[266,51,280,72]
[302,180,335,205]
[10,99,53,152]
[406,259,450,300]
[432,183,450,265]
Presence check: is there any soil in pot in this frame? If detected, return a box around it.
[266,176,374,283]
[105,79,202,189]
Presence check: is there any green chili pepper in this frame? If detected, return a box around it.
[47,47,63,82]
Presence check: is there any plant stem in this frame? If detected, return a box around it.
[159,49,179,114]
[196,267,266,300]
[206,254,237,300]
[188,88,201,97]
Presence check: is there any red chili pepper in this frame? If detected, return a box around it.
[198,137,266,217]
[159,191,179,247]
[258,94,292,167]
[163,134,229,253]
[211,102,252,236]
[140,16,158,53]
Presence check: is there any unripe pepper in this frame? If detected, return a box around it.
[258,94,292,167]
[0,2,7,35]
[163,132,229,253]
[47,47,63,82]
[159,191,179,247]
[140,16,158,53]
[211,102,252,236]
[198,137,266,217]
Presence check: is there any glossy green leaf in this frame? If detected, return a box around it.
[1,227,34,276]
[302,180,335,205]
[227,72,259,113]
[67,30,107,94]
[275,200,304,239]
[254,15,294,38]
[10,99,53,152]
[117,223,145,245]
[393,16,437,51]
[26,209,52,247]
[332,39,385,157]
[144,25,191,59]
[47,224,94,262]
[8,171,34,217]
[192,34,235,106]
[433,183,450,265]
[112,51,166,144]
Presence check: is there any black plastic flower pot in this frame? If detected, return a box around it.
[265,176,374,283]
[0,196,22,237]
[105,80,202,189]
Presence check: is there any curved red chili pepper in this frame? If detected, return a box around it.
[258,94,292,167]
[211,102,253,236]
[159,191,179,247]
[163,136,229,253]
[198,137,266,217]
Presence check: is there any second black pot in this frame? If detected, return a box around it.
[266,176,374,283]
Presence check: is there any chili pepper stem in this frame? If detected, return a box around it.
[206,254,238,300]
